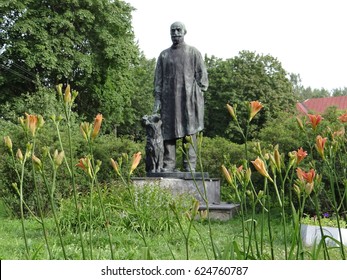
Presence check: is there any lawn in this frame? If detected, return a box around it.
[0,199,344,260]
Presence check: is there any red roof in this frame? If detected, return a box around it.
[296,96,347,114]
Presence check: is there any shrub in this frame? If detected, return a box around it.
[257,112,305,153]
[58,182,193,234]
[91,135,146,181]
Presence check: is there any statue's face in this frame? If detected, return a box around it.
[170,23,185,45]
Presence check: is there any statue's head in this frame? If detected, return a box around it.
[170,21,186,45]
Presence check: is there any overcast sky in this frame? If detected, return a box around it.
[126,0,347,91]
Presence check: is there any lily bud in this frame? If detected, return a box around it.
[16,149,24,163]
[274,146,281,171]
[246,190,253,199]
[37,115,45,129]
[91,114,103,140]
[245,167,252,186]
[293,184,301,196]
[42,146,50,159]
[53,150,65,167]
[25,143,33,160]
[110,158,121,176]
[296,116,304,130]
[80,122,92,141]
[315,135,327,159]
[95,160,102,174]
[221,165,233,185]
[64,84,71,104]
[130,152,142,175]
[56,84,63,97]
[191,200,200,218]
[251,157,273,182]
[185,211,192,221]
[32,154,43,171]
[4,136,12,151]
[12,182,18,191]
[257,190,264,199]
[72,90,79,102]
[226,103,237,120]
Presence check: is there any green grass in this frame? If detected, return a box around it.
[0,207,345,260]
[0,196,345,260]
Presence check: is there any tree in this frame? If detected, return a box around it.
[0,0,139,131]
[296,87,330,101]
[117,53,156,140]
[332,87,347,96]
[204,51,296,142]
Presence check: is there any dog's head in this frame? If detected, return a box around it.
[142,114,161,126]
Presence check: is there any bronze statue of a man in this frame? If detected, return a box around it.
[153,21,209,172]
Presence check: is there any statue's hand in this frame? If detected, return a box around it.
[153,99,161,114]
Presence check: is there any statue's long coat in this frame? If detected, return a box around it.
[154,43,208,140]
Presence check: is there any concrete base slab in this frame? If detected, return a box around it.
[132,177,220,204]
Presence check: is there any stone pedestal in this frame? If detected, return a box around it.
[133,176,220,204]
[132,173,239,220]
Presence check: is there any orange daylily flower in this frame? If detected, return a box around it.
[249,101,263,121]
[76,157,88,171]
[91,114,103,139]
[294,147,308,165]
[76,157,93,178]
[237,165,243,172]
[24,113,38,136]
[315,135,327,158]
[251,157,272,181]
[296,167,315,184]
[296,167,316,195]
[129,152,142,175]
[338,112,347,123]
[307,114,323,130]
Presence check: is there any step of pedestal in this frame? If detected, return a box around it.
[199,203,240,221]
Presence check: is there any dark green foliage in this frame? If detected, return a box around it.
[91,135,145,181]
[204,51,296,142]
[257,112,305,152]
[0,0,139,132]
[116,54,156,140]
[0,87,62,122]
[200,136,245,178]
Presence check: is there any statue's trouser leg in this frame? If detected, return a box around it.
[183,134,197,172]
[163,139,176,171]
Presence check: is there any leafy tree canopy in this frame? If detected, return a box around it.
[204,51,296,142]
[0,0,139,131]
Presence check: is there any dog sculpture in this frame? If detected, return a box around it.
[142,114,163,173]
